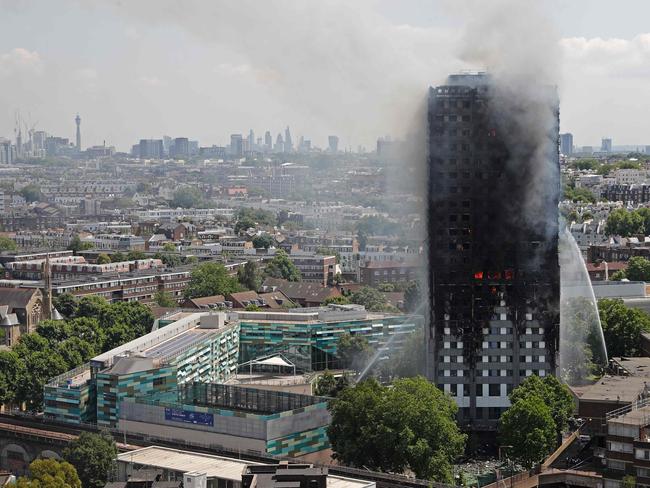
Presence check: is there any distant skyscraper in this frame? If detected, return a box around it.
[138,139,164,159]
[230,134,243,157]
[328,135,339,153]
[560,133,573,156]
[248,130,255,152]
[275,133,284,153]
[162,136,172,156]
[0,139,12,164]
[264,131,272,151]
[601,137,612,152]
[170,137,189,158]
[284,126,293,152]
[75,114,81,151]
[427,73,560,430]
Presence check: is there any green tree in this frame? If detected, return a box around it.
[377,283,395,292]
[349,287,395,312]
[154,290,177,307]
[324,296,351,305]
[171,186,204,208]
[127,250,146,261]
[605,208,645,237]
[244,304,261,311]
[67,235,93,253]
[0,236,17,251]
[63,431,117,488]
[75,296,110,319]
[509,375,574,439]
[328,377,465,482]
[237,207,277,226]
[314,370,350,397]
[403,281,421,313]
[391,328,426,378]
[622,475,636,488]
[56,338,96,369]
[111,251,126,263]
[314,370,338,396]
[184,262,241,299]
[252,234,274,249]
[234,216,256,235]
[609,270,626,281]
[20,184,43,202]
[0,350,25,406]
[15,458,81,488]
[162,242,176,252]
[14,343,68,411]
[624,256,650,281]
[563,186,595,203]
[96,253,111,264]
[337,333,373,371]
[499,397,556,469]
[237,260,262,291]
[599,298,650,356]
[264,251,301,281]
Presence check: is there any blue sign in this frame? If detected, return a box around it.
[164,407,214,427]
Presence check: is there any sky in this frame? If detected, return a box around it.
[1,0,650,152]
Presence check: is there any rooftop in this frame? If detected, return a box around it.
[117,446,374,488]
[577,375,649,403]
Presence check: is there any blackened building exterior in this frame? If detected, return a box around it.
[427,73,560,430]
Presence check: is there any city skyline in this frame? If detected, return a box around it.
[3,1,650,151]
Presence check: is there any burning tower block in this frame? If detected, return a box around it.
[427,72,560,431]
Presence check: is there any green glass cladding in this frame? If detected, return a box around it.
[96,366,177,427]
[44,377,96,424]
[239,315,422,371]
[266,426,330,457]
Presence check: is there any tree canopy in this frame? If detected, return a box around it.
[7,296,154,411]
[500,375,575,468]
[605,208,650,237]
[599,298,650,356]
[184,262,241,298]
[252,234,275,249]
[171,186,205,208]
[0,236,17,251]
[337,334,373,371]
[328,377,465,482]
[63,431,117,488]
[349,287,397,312]
[499,396,556,469]
[15,459,81,488]
[264,251,301,281]
[237,260,262,291]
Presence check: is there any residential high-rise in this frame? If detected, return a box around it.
[601,137,612,152]
[230,134,243,158]
[427,73,560,431]
[284,126,293,152]
[75,114,81,151]
[170,137,189,159]
[560,133,573,156]
[328,135,339,153]
[138,139,164,159]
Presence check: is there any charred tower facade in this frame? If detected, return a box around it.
[427,73,560,430]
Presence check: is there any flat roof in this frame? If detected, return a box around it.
[609,405,650,427]
[117,447,374,488]
[578,375,649,403]
[611,357,650,377]
[144,328,222,360]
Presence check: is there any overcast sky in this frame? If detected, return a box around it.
[1,0,650,151]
